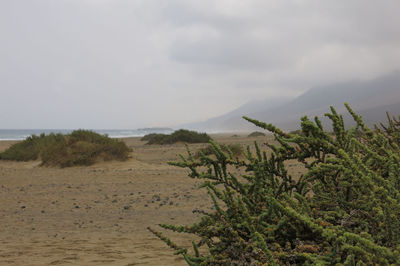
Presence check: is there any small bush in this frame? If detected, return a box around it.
[0,136,39,161]
[141,133,168,144]
[248,131,265,137]
[0,130,131,167]
[0,133,63,161]
[142,129,211,145]
[140,133,165,142]
[195,143,244,158]
[289,129,302,135]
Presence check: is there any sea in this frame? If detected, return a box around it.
[0,128,174,141]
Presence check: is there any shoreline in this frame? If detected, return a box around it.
[0,132,263,151]
[0,129,264,142]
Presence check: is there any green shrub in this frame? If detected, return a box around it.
[0,130,131,167]
[248,131,266,137]
[142,129,211,145]
[289,129,303,135]
[140,133,165,142]
[149,104,400,265]
[0,136,39,161]
[195,143,244,158]
[0,133,63,161]
[141,133,169,144]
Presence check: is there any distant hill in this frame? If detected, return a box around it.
[183,72,400,132]
[182,97,292,132]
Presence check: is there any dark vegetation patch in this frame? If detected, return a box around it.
[248,131,266,137]
[0,130,131,167]
[288,129,303,135]
[141,129,211,145]
[195,143,244,158]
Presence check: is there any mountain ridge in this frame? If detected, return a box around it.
[181,72,400,132]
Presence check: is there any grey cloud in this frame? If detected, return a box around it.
[170,36,294,70]
[164,0,400,77]
[0,0,399,129]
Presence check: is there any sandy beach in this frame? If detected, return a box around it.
[0,134,290,266]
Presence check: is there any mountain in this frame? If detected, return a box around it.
[183,72,400,132]
[182,97,292,132]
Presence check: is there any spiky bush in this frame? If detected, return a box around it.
[149,103,400,265]
[0,130,131,167]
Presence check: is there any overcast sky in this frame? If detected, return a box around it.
[1,0,399,129]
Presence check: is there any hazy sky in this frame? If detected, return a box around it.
[1,0,399,129]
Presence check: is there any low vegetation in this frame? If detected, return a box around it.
[195,143,244,158]
[248,131,266,137]
[289,129,303,135]
[0,130,130,167]
[149,104,400,265]
[141,129,211,145]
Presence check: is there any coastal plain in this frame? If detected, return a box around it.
[0,134,303,266]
